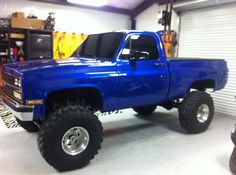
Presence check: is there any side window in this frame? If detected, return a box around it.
[120,34,159,60]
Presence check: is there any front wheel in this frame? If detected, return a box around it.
[178,91,214,134]
[37,105,103,171]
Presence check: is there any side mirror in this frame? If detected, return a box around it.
[129,51,149,67]
[129,55,136,67]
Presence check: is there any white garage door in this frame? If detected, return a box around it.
[178,3,236,117]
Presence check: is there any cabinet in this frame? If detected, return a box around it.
[0,28,53,64]
[0,28,10,64]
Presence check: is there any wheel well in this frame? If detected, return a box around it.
[46,87,103,114]
[191,80,215,91]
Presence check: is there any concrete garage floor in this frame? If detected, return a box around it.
[0,107,235,175]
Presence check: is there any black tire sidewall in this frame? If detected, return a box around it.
[192,94,214,128]
[179,91,214,133]
[38,106,102,171]
[230,148,236,174]
[46,119,96,160]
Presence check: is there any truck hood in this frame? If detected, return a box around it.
[3,57,114,75]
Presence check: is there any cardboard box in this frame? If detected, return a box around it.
[12,12,25,18]
[10,33,25,39]
[11,17,45,30]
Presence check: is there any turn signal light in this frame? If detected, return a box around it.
[26,99,43,105]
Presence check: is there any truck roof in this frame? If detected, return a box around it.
[116,30,159,35]
[88,30,159,36]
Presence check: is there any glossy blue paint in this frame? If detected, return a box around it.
[166,59,228,100]
[2,31,228,121]
[116,32,170,108]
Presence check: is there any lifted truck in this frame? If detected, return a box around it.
[1,31,228,171]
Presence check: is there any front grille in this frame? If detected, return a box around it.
[2,71,22,103]
[2,72,15,85]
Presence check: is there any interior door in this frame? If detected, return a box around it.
[117,33,169,109]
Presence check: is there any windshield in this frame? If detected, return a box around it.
[74,32,124,59]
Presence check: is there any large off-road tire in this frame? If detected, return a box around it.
[178,91,214,134]
[230,148,236,175]
[15,118,39,132]
[133,105,156,115]
[37,105,103,171]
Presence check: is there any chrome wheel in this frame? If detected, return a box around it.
[197,104,209,123]
[61,126,89,155]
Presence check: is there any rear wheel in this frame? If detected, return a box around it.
[37,105,103,171]
[15,118,39,132]
[133,105,156,116]
[178,91,214,134]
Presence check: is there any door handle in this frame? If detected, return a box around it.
[155,62,165,67]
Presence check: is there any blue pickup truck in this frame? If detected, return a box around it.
[1,31,228,171]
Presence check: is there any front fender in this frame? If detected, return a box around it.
[33,84,103,120]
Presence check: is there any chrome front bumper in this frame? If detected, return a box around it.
[1,91,34,121]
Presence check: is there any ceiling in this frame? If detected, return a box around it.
[106,0,145,10]
[28,0,171,17]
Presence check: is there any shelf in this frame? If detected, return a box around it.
[9,38,25,41]
[0,28,9,32]
[0,27,53,64]
[0,43,8,47]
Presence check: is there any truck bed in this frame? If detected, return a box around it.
[168,57,225,61]
[166,58,228,100]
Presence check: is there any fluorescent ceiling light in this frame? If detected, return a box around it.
[67,0,109,7]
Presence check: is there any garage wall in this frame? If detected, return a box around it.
[178,3,236,117]
[135,4,179,32]
[0,0,130,34]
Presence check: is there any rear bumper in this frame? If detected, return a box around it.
[1,90,34,121]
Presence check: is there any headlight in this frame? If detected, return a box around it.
[14,77,21,87]
[13,91,22,100]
